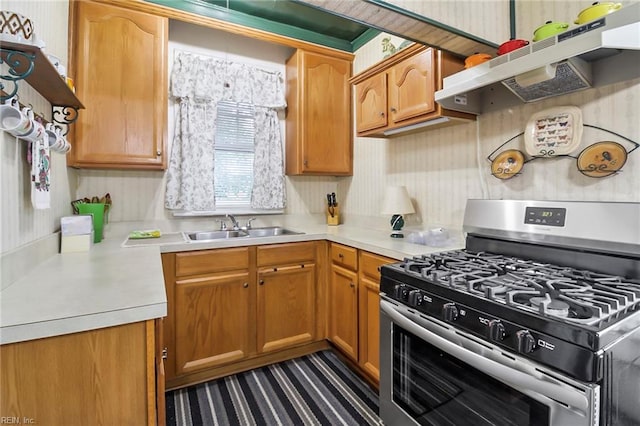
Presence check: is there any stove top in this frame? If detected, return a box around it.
[381,247,640,382]
[394,250,640,327]
[381,200,640,383]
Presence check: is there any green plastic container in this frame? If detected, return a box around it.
[78,203,105,243]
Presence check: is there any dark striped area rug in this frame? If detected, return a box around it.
[166,350,382,426]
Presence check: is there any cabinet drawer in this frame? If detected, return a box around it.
[257,242,316,267]
[331,243,358,271]
[175,247,250,277]
[360,251,395,280]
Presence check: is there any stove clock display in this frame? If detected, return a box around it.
[524,206,566,227]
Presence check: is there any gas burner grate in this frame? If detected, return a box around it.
[392,249,640,325]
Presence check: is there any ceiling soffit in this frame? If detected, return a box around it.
[145,0,380,52]
[293,0,499,57]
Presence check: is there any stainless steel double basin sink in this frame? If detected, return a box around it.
[183,226,303,242]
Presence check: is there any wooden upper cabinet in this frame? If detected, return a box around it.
[355,72,387,134]
[388,48,435,124]
[351,44,475,138]
[286,49,353,176]
[69,1,168,169]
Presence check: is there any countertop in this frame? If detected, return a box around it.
[0,218,463,345]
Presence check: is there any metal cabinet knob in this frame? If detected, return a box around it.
[390,107,397,113]
[350,282,355,288]
[156,150,162,156]
[243,282,249,288]
[379,112,385,116]
[259,280,265,285]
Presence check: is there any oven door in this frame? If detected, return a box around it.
[380,298,600,426]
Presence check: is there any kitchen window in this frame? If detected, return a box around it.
[214,101,255,208]
[165,52,286,213]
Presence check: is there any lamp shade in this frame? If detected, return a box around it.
[381,185,415,215]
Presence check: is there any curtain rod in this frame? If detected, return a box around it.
[172,48,282,76]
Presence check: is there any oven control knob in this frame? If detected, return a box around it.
[408,290,423,307]
[489,320,506,342]
[443,303,459,322]
[394,284,408,300]
[516,330,536,354]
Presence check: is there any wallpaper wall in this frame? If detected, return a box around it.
[384,0,511,44]
[0,1,75,253]
[340,77,640,230]
[342,1,640,230]
[3,1,638,255]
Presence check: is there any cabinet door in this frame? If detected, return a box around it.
[257,264,316,353]
[329,264,358,360]
[355,73,388,133]
[72,1,167,169]
[388,48,436,124]
[155,318,166,426]
[358,251,394,382]
[174,272,254,375]
[0,322,151,425]
[358,276,380,381]
[286,50,352,175]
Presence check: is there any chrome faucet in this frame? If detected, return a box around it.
[226,214,240,230]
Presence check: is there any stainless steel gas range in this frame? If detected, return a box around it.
[379,200,640,426]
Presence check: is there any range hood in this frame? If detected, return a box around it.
[436,3,640,114]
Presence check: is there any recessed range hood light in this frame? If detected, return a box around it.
[382,117,451,136]
[502,57,593,103]
[435,3,640,114]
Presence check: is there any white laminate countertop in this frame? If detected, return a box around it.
[0,219,463,345]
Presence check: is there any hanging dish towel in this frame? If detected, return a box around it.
[30,139,51,209]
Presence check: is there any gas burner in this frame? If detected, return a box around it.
[392,249,640,325]
[530,296,570,318]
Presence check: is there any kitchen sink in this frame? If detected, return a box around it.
[184,227,303,242]
[245,226,303,237]
[185,230,249,241]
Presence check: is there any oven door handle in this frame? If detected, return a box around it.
[381,300,589,412]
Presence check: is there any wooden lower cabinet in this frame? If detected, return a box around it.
[175,271,254,375]
[358,251,394,382]
[258,264,316,353]
[329,243,394,384]
[329,263,359,359]
[0,320,161,426]
[162,242,326,389]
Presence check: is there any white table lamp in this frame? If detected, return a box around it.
[381,186,415,238]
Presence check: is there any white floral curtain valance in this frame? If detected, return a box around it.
[165,52,286,211]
